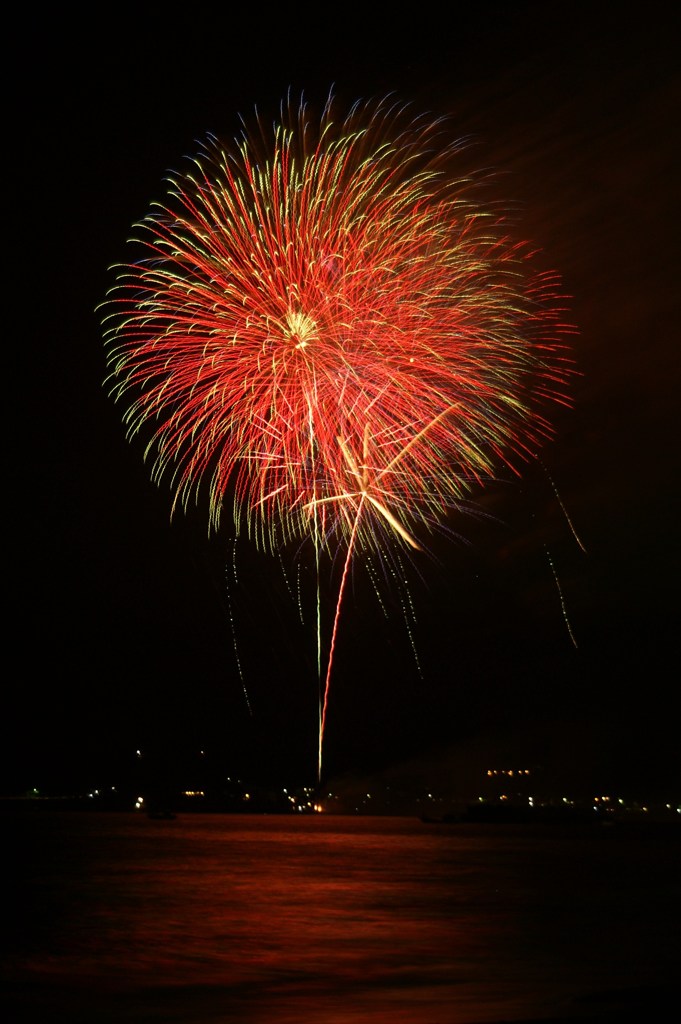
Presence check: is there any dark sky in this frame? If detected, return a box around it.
[7,4,679,799]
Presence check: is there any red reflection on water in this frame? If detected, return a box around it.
[6,814,679,1023]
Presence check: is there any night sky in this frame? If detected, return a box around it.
[7,4,678,801]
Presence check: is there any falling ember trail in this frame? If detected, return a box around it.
[537,458,587,554]
[318,499,365,781]
[544,544,578,650]
[225,543,253,715]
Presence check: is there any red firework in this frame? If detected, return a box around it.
[103,95,573,557]
[102,95,575,776]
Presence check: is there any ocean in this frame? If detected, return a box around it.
[4,811,678,1022]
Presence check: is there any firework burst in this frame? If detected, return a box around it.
[101,94,575,777]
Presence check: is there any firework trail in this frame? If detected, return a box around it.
[224,541,252,715]
[101,94,575,779]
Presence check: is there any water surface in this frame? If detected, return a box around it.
[4,812,678,1022]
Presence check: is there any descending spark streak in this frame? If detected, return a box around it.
[544,545,578,649]
[308,397,323,749]
[225,541,252,715]
[537,458,587,553]
[319,495,365,780]
[395,555,423,679]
